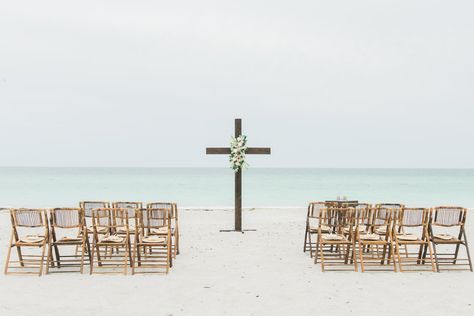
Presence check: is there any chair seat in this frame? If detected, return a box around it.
[433,234,455,240]
[344,225,366,234]
[151,227,170,234]
[432,234,462,243]
[116,226,135,234]
[359,233,380,241]
[142,236,167,244]
[375,227,387,234]
[321,234,346,241]
[397,234,418,241]
[19,235,45,244]
[56,237,82,244]
[99,235,124,243]
[87,226,108,234]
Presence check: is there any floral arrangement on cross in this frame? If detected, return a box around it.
[229,135,248,172]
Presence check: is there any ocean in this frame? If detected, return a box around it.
[0,167,473,208]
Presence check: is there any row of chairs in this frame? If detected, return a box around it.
[4,201,179,276]
[303,202,472,272]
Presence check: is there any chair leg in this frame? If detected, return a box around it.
[460,230,473,272]
[123,243,129,275]
[16,245,24,267]
[90,243,95,275]
[173,233,177,259]
[86,239,92,267]
[431,242,440,272]
[4,233,15,275]
[352,242,358,272]
[167,240,171,274]
[391,242,397,272]
[132,243,137,275]
[80,241,86,274]
[128,239,133,268]
[314,237,320,264]
[359,241,365,272]
[39,243,47,276]
[396,243,403,272]
[95,241,102,267]
[427,241,436,272]
[303,227,308,253]
[176,232,180,255]
[320,242,325,272]
[46,242,53,275]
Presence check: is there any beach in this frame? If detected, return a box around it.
[1,207,473,316]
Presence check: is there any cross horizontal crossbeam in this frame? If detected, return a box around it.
[205,118,271,232]
[206,148,271,155]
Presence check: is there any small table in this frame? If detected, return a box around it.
[325,200,359,207]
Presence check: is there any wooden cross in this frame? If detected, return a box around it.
[206,118,271,232]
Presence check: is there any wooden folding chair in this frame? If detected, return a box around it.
[112,202,142,240]
[132,208,171,274]
[393,208,436,272]
[428,206,472,272]
[79,201,110,236]
[90,208,132,275]
[46,208,91,274]
[112,202,142,218]
[303,202,325,257]
[4,209,49,276]
[357,207,396,272]
[147,202,179,258]
[316,207,358,272]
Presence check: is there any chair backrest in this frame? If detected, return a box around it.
[92,208,129,229]
[50,208,84,228]
[363,207,393,234]
[147,202,176,219]
[80,201,109,218]
[398,208,427,227]
[307,202,325,218]
[356,203,371,210]
[355,206,373,228]
[11,209,48,227]
[431,206,466,227]
[375,204,402,222]
[139,208,171,232]
[373,206,395,226]
[113,202,142,220]
[320,207,355,232]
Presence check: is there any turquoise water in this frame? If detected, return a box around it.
[0,168,473,208]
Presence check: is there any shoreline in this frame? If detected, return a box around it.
[1,206,473,212]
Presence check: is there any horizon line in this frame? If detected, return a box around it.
[0,166,473,170]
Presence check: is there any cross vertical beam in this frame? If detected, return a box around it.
[234,119,242,231]
[206,118,271,232]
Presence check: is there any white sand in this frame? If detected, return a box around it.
[0,208,473,316]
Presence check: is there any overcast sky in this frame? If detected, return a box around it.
[1,1,473,168]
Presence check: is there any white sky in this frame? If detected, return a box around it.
[1,1,473,168]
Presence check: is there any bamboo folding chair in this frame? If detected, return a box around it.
[112,202,142,217]
[90,208,132,275]
[4,209,49,276]
[46,208,90,274]
[147,202,179,258]
[428,207,472,272]
[316,207,358,271]
[303,202,326,257]
[393,208,436,272]
[132,208,171,274]
[112,202,142,239]
[79,201,110,255]
[372,204,402,238]
[79,201,110,236]
[357,207,396,272]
